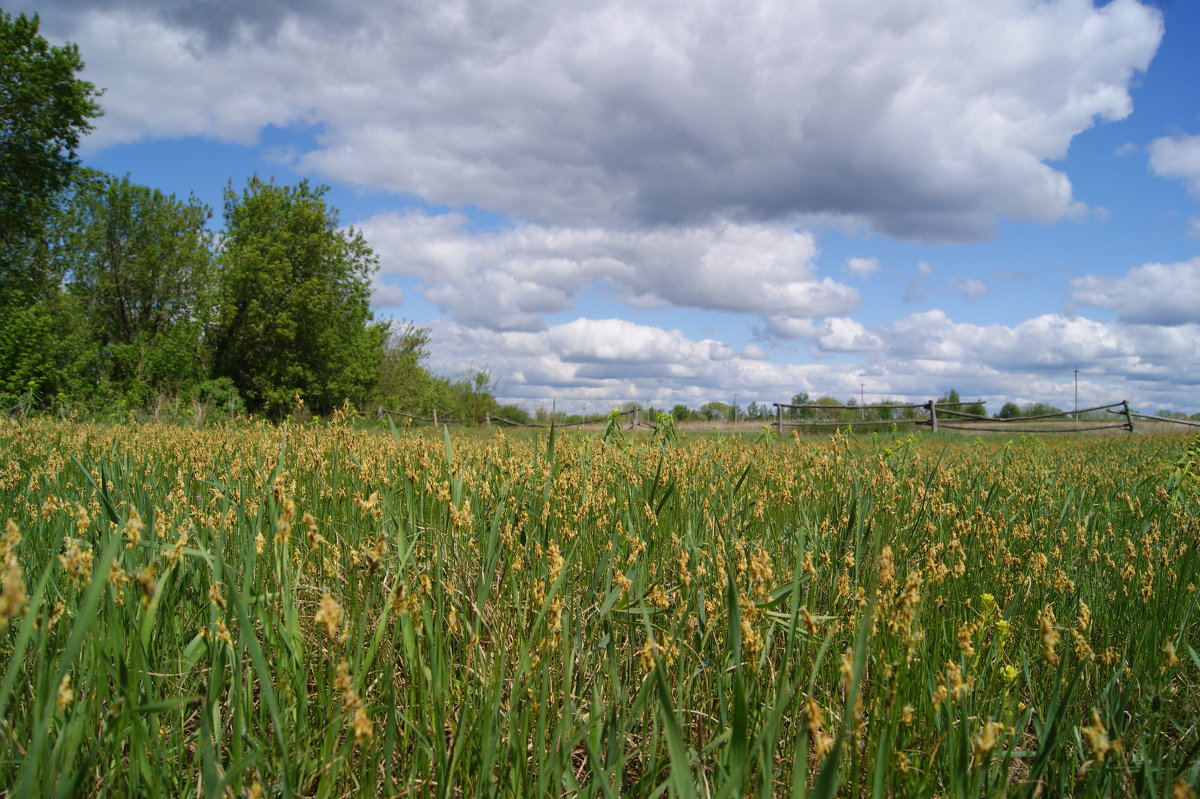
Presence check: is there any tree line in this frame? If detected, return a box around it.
[2,12,500,422]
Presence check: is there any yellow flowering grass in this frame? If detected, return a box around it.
[0,417,1197,797]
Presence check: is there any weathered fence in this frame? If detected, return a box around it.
[1107,409,1200,429]
[771,399,1136,435]
[378,406,649,430]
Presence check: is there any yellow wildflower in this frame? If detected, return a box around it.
[57,673,74,712]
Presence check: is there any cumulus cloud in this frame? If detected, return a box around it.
[26,0,1162,240]
[845,257,882,279]
[356,212,859,329]
[1148,133,1200,197]
[369,282,405,309]
[420,309,1198,413]
[1070,258,1200,325]
[904,261,935,303]
[949,277,989,298]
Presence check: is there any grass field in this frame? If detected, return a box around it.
[0,417,1198,797]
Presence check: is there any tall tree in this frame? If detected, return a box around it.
[59,171,214,405]
[212,177,385,415]
[0,12,102,406]
[1,11,102,268]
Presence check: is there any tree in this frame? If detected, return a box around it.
[0,12,102,407]
[787,392,814,420]
[699,401,731,421]
[997,402,1021,419]
[1,12,102,263]
[58,171,214,405]
[211,177,386,415]
[376,322,445,413]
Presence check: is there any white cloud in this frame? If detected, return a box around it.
[32,0,1163,241]
[1070,257,1200,325]
[1148,133,1200,197]
[949,277,989,298]
[845,257,882,279]
[358,212,859,329]
[369,282,405,309]
[418,309,1199,414]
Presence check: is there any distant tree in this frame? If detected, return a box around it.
[452,370,499,424]
[493,404,531,425]
[211,177,386,415]
[811,395,842,422]
[872,400,900,421]
[57,171,214,405]
[699,401,731,421]
[1021,402,1063,417]
[787,392,814,419]
[745,401,762,420]
[997,402,1021,419]
[375,322,450,415]
[671,404,692,422]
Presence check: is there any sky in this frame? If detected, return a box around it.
[20,0,1200,415]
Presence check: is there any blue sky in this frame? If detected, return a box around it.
[22,0,1200,413]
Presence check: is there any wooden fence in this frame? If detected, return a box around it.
[379,407,651,430]
[771,399,1136,434]
[373,399,1200,436]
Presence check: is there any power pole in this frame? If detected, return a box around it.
[1074,367,1079,422]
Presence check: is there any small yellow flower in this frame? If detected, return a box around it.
[972,720,1004,765]
[57,673,74,712]
[315,591,343,640]
[1081,711,1120,762]
[1000,664,1020,683]
[1038,605,1060,664]
[351,705,372,743]
[1163,639,1180,671]
[124,506,144,549]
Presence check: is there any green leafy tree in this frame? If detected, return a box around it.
[57,171,214,405]
[452,370,499,424]
[671,404,692,422]
[787,391,814,420]
[1,12,102,262]
[375,322,448,414]
[997,401,1021,419]
[811,396,842,422]
[0,12,102,407]
[211,177,385,415]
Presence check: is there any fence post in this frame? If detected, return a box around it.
[776,404,783,435]
[928,400,938,433]
[632,407,639,430]
[433,409,438,427]
[377,406,383,421]
[1122,400,1134,433]
[486,413,492,428]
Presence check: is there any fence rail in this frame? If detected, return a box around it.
[379,407,642,430]
[1107,409,1200,428]
[373,398,1187,437]
[772,399,1135,435]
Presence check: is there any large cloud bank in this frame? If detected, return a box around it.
[36,0,1162,240]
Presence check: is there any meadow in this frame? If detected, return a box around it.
[0,416,1197,798]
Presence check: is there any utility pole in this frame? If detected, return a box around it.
[1074,367,1079,422]
[860,382,865,419]
[733,392,738,424]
